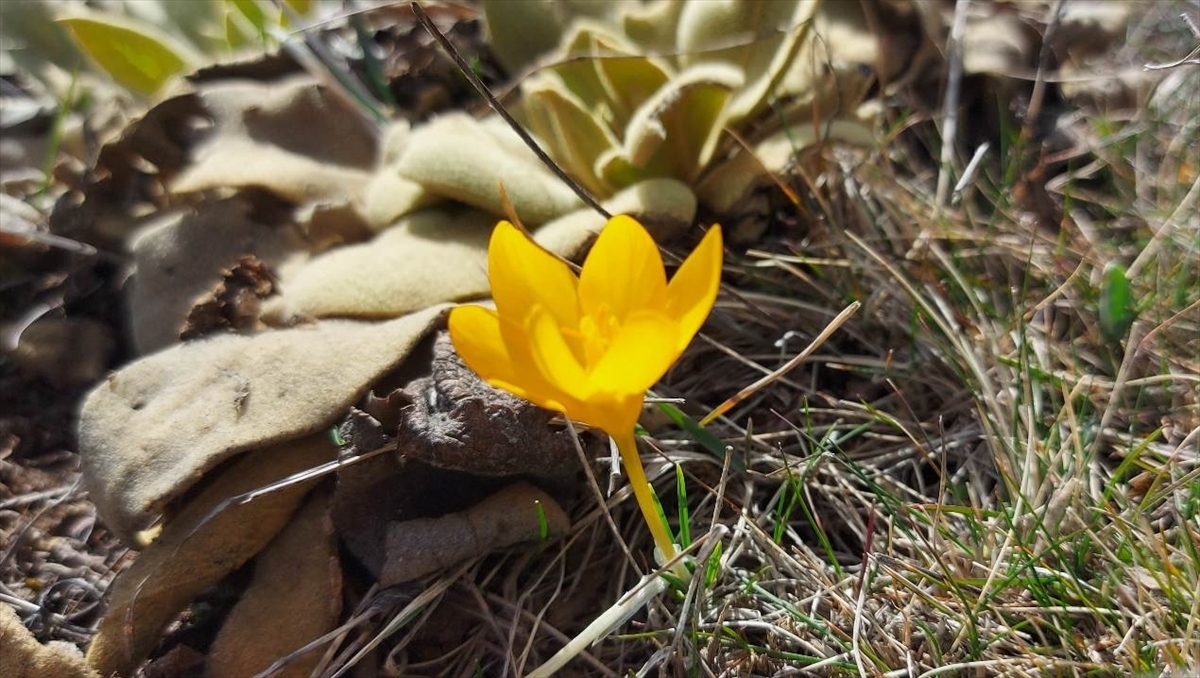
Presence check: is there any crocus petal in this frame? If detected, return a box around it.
[588,309,679,396]
[525,304,592,404]
[664,225,722,352]
[447,305,527,394]
[579,215,668,323]
[448,304,569,413]
[489,221,580,329]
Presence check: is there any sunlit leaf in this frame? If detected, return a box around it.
[120,0,224,53]
[523,83,621,198]
[223,8,253,49]
[704,539,723,587]
[675,463,691,547]
[284,0,316,14]
[229,0,270,36]
[58,14,194,96]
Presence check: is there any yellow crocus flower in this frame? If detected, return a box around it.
[449,215,722,561]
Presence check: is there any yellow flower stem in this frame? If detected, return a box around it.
[613,431,677,564]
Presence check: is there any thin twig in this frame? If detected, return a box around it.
[410,2,611,220]
[272,0,387,131]
[1021,0,1067,143]
[525,537,706,678]
[700,301,862,426]
[934,0,969,208]
[951,142,990,203]
[1146,12,1200,69]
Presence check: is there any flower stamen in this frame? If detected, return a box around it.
[580,304,620,365]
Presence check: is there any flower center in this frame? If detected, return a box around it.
[579,303,620,366]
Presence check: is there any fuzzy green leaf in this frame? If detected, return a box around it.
[228,0,270,35]
[599,63,741,186]
[675,0,817,122]
[523,81,621,198]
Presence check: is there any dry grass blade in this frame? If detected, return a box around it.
[700,301,861,426]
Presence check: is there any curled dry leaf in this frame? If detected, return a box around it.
[169,74,377,205]
[63,70,377,279]
[85,435,336,678]
[138,646,205,678]
[78,306,446,543]
[0,604,98,678]
[390,331,584,477]
[179,255,278,342]
[10,317,114,389]
[381,482,570,587]
[332,331,588,580]
[128,196,307,354]
[331,450,504,580]
[206,488,341,678]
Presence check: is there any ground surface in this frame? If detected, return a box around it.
[2,2,1199,677]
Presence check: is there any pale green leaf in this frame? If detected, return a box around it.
[229,0,270,36]
[120,0,224,52]
[523,80,622,198]
[284,0,316,15]
[599,63,741,186]
[58,15,195,96]
[1100,262,1136,342]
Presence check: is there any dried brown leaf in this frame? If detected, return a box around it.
[170,75,377,205]
[380,482,570,587]
[206,487,341,678]
[85,435,335,678]
[179,255,277,342]
[0,605,98,678]
[128,197,305,354]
